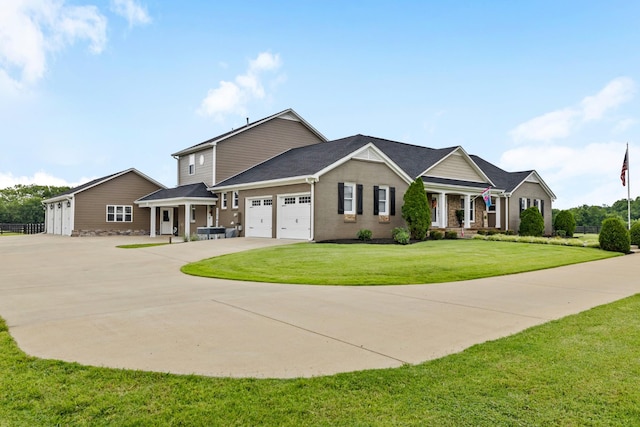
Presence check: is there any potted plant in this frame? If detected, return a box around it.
[455,209,465,227]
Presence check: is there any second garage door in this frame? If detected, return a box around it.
[245,197,273,238]
[277,194,311,239]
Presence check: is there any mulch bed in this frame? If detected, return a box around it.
[316,238,418,245]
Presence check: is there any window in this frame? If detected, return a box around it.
[221,192,227,209]
[106,205,132,222]
[520,197,528,212]
[299,195,311,204]
[375,186,388,215]
[488,197,496,212]
[252,199,261,207]
[344,183,355,214]
[284,197,296,204]
[263,198,273,206]
[188,154,195,175]
[190,206,196,223]
[460,197,475,222]
[232,191,239,209]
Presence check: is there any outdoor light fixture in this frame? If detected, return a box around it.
[57,202,61,208]
[67,201,71,207]
[50,204,54,210]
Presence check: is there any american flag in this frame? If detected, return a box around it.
[621,147,629,186]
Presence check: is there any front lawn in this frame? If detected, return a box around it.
[1,296,639,425]
[181,240,620,285]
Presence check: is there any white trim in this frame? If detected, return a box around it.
[509,171,557,201]
[276,191,312,240]
[420,146,496,187]
[377,185,389,216]
[343,182,356,215]
[232,191,239,209]
[135,196,217,209]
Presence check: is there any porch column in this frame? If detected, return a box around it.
[505,197,509,231]
[439,192,447,228]
[150,206,157,237]
[464,194,471,229]
[184,203,191,241]
[495,197,501,228]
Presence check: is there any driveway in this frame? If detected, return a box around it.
[1,234,639,378]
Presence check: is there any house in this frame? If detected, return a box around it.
[135,108,327,238]
[42,168,165,236]
[210,134,556,240]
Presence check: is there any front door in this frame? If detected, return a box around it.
[161,208,173,235]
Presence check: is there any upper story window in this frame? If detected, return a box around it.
[188,154,195,175]
[221,192,227,209]
[106,205,132,222]
[232,191,239,209]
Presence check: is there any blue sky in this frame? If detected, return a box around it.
[2,1,640,209]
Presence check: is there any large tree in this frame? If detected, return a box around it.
[401,177,430,240]
[0,184,70,223]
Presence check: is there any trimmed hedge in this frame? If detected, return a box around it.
[554,210,576,237]
[630,222,640,246]
[599,217,630,253]
[519,207,545,237]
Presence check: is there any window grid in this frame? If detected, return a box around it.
[299,196,311,204]
[344,183,355,214]
[233,191,239,209]
[106,205,133,222]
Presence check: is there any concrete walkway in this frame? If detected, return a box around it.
[1,234,639,379]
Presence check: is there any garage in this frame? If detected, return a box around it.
[245,197,273,238]
[277,193,311,239]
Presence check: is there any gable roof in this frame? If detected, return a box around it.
[171,108,328,157]
[137,182,216,202]
[43,168,166,203]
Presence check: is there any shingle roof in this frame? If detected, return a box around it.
[469,155,532,193]
[52,171,122,198]
[138,182,217,201]
[422,176,491,189]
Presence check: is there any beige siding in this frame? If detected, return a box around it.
[177,148,214,186]
[215,118,324,184]
[314,160,409,241]
[74,172,163,234]
[426,152,485,182]
[509,182,553,235]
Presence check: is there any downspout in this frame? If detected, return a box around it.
[305,177,317,241]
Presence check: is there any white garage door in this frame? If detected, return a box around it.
[245,197,273,238]
[278,194,311,240]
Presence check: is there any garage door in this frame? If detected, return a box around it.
[245,197,273,238]
[278,194,311,240]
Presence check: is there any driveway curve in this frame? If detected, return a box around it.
[1,234,639,378]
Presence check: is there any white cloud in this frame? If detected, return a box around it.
[110,0,151,28]
[0,0,107,87]
[198,52,283,120]
[509,77,636,142]
[0,170,88,189]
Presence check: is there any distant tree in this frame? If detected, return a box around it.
[519,206,544,237]
[0,184,70,223]
[553,210,576,237]
[402,177,430,240]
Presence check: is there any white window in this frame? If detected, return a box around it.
[190,206,196,223]
[377,186,388,215]
[232,191,239,209]
[106,205,132,222]
[221,192,227,209]
[343,183,355,214]
[520,197,528,211]
[488,197,496,212]
[461,197,475,222]
[188,154,195,175]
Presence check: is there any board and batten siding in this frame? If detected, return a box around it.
[426,152,485,182]
[73,171,163,233]
[177,148,214,187]
[215,118,324,184]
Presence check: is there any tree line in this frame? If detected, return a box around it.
[0,184,70,224]
[555,197,640,227]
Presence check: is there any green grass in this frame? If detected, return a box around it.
[1,296,639,425]
[116,243,171,249]
[181,240,619,285]
[0,232,21,237]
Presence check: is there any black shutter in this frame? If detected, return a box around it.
[527,199,531,209]
[541,199,545,216]
[373,186,379,215]
[338,183,344,214]
[519,198,524,213]
[390,187,396,216]
[357,184,363,215]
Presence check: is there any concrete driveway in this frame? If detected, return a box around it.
[1,234,639,378]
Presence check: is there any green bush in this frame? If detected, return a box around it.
[357,229,372,241]
[429,230,444,240]
[402,178,430,240]
[554,210,576,237]
[630,222,640,246]
[519,207,545,237]
[444,230,458,239]
[393,228,410,245]
[599,217,630,253]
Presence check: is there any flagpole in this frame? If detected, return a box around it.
[627,143,631,230]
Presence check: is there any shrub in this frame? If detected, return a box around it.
[519,207,545,237]
[630,222,640,246]
[429,230,444,240]
[476,229,487,235]
[554,210,576,237]
[599,217,630,253]
[393,228,410,245]
[402,178,430,240]
[444,230,458,239]
[357,229,372,241]
[556,230,567,238]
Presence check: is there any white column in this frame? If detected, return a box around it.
[464,194,471,229]
[439,192,447,228]
[150,206,157,237]
[505,197,509,231]
[495,197,501,228]
[184,203,191,241]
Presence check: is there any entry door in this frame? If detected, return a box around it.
[161,209,173,235]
